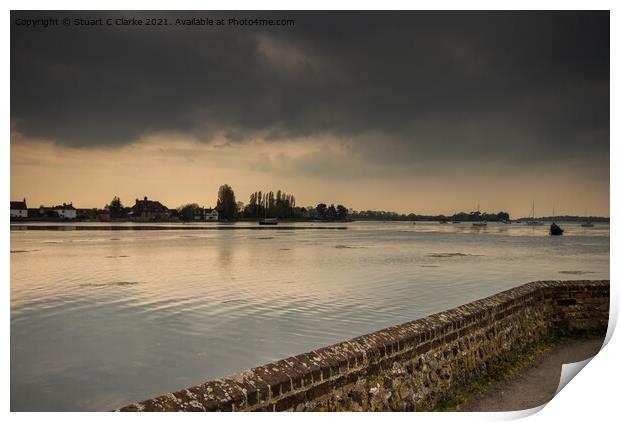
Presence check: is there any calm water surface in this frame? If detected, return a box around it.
[10,221,609,411]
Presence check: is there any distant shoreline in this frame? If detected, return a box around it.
[10,224,349,231]
[9,219,610,232]
[9,216,610,224]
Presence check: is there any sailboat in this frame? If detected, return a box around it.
[259,195,278,225]
[581,209,594,227]
[549,207,564,235]
[472,204,487,227]
[452,210,461,223]
[526,201,544,226]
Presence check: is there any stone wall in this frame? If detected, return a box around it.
[118,280,609,412]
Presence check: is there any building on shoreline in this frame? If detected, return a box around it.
[192,207,205,221]
[51,203,77,219]
[205,208,219,221]
[11,197,220,222]
[18,202,77,220]
[128,196,170,222]
[77,208,111,221]
[10,198,28,218]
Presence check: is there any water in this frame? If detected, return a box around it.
[10,221,609,411]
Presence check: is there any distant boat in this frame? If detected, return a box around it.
[526,200,544,225]
[550,222,564,235]
[472,204,487,227]
[581,209,594,227]
[259,194,278,225]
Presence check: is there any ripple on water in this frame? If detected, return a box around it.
[79,282,140,287]
[558,270,595,275]
[427,252,482,258]
[9,222,609,411]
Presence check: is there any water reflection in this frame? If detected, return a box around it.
[10,221,609,411]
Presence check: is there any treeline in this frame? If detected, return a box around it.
[514,215,609,223]
[451,211,509,222]
[350,210,510,222]
[242,190,296,219]
[215,185,353,221]
[312,203,349,220]
[103,186,529,223]
[234,187,351,221]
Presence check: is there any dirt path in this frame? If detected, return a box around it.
[460,337,605,412]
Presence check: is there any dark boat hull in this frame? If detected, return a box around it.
[549,223,564,235]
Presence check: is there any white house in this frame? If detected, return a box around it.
[205,208,219,221]
[10,199,28,218]
[53,203,77,219]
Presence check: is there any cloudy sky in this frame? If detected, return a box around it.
[11,11,609,216]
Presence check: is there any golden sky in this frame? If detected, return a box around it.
[11,131,609,218]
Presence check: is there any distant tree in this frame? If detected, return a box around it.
[178,203,200,221]
[243,189,296,219]
[336,205,348,220]
[497,211,510,221]
[316,203,327,219]
[107,196,126,219]
[217,184,237,220]
[327,204,337,219]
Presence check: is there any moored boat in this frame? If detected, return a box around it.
[258,191,278,225]
[259,218,278,225]
[581,209,594,227]
[549,222,564,235]
[526,200,544,225]
[472,204,487,227]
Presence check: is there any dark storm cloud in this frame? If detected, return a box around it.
[11,11,609,162]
